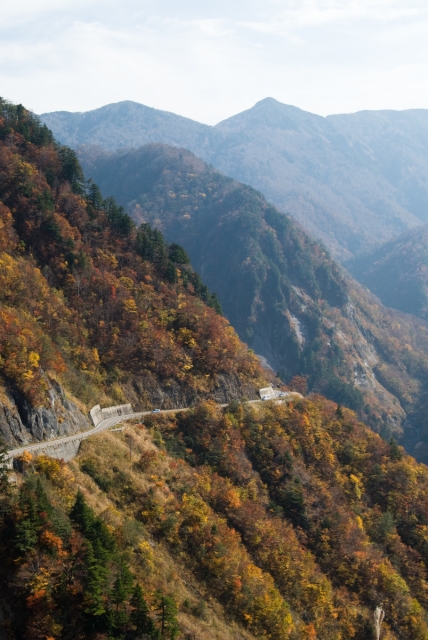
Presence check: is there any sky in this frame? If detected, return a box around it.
[2,0,428,124]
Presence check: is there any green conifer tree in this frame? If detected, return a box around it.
[131,584,155,637]
[154,591,179,639]
[35,477,52,516]
[70,490,95,535]
[83,540,108,619]
[109,574,130,633]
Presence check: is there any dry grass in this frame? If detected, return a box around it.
[70,423,257,640]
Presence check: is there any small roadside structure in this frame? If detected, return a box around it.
[259,386,275,400]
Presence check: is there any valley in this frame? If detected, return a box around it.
[78,142,428,461]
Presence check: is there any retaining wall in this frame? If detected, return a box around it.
[7,436,83,469]
[89,403,132,426]
[7,403,136,468]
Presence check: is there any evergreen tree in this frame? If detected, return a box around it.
[136,224,155,261]
[112,576,127,613]
[208,292,222,315]
[154,591,179,639]
[109,575,130,634]
[35,477,52,516]
[83,541,108,619]
[104,196,135,236]
[70,490,94,535]
[131,584,155,637]
[58,147,85,194]
[91,517,116,552]
[15,516,38,553]
[169,243,190,265]
[86,180,104,211]
[165,261,177,284]
[15,486,40,553]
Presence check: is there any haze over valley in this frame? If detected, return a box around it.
[42,98,428,262]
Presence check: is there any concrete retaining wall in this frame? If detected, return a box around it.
[89,403,132,426]
[31,438,83,462]
[89,404,103,426]
[7,436,83,469]
[7,402,137,469]
[259,386,275,399]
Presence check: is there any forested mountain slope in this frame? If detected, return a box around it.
[211,100,428,261]
[0,99,264,448]
[348,225,428,321]
[83,142,428,459]
[41,99,428,261]
[39,100,211,156]
[4,397,428,639]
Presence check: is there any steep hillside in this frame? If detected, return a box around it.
[41,99,428,261]
[83,142,428,457]
[0,99,264,448]
[3,398,428,639]
[348,225,428,321]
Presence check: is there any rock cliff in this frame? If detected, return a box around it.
[0,380,89,448]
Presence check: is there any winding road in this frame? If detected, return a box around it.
[6,407,190,460]
[7,393,298,461]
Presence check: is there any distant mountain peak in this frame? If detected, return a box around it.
[215,96,323,132]
[40,98,428,264]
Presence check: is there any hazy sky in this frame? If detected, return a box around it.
[2,0,428,123]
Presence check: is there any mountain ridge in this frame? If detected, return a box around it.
[81,141,428,461]
[40,98,428,261]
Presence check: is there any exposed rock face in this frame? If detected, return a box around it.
[0,380,90,449]
[123,372,258,411]
[0,399,30,448]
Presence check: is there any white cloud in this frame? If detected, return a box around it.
[1,0,428,122]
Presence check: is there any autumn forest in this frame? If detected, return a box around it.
[2,98,428,640]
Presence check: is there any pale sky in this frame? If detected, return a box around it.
[2,0,428,124]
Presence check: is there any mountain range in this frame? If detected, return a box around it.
[41,98,428,262]
[79,141,428,462]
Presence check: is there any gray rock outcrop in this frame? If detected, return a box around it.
[122,371,258,411]
[0,380,90,448]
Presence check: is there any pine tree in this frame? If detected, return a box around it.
[70,490,95,536]
[111,575,127,613]
[131,584,155,637]
[169,243,190,265]
[165,261,178,284]
[15,483,42,552]
[109,575,130,633]
[58,147,85,194]
[35,477,52,516]
[15,516,38,553]
[154,591,179,639]
[83,541,108,618]
[86,180,103,211]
